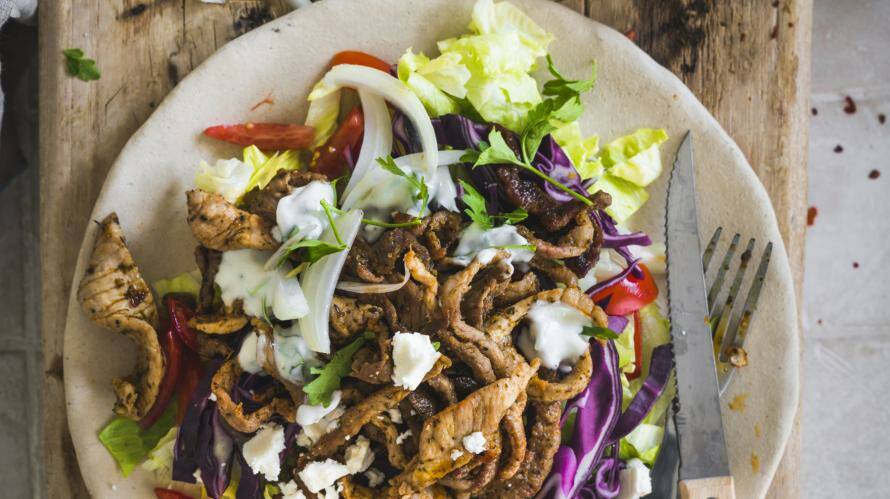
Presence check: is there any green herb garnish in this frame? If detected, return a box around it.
[361,157,430,228]
[63,48,101,81]
[303,332,374,406]
[581,325,620,340]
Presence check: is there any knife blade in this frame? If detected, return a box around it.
[665,132,735,498]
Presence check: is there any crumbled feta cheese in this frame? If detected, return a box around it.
[298,459,350,494]
[110,484,118,491]
[395,429,413,445]
[297,406,345,447]
[364,468,385,488]
[517,301,592,369]
[208,392,217,402]
[462,432,486,454]
[322,485,341,499]
[297,390,342,426]
[193,469,203,483]
[344,436,375,474]
[386,407,403,424]
[242,424,286,481]
[391,332,440,390]
[279,480,307,499]
[450,449,465,461]
[618,458,652,499]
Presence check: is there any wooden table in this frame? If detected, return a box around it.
[39,0,811,496]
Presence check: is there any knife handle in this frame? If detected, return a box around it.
[679,476,736,499]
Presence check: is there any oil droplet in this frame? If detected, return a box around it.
[751,453,760,473]
[754,423,762,437]
[728,394,748,412]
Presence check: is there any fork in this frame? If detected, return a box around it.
[649,227,773,498]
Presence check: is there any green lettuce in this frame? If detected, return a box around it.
[589,173,650,222]
[305,81,341,148]
[398,49,470,117]
[141,426,178,477]
[600,128,669,187]
[551,121,600,176]
[98,402,177,476]
[619,423,664,466]
[153,271,201,300]
[194,158,253,204]
[614,318,636,374]
[242,145,300,195]
[468,0,553,61]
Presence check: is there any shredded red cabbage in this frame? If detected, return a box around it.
[585,258,641,297]
[534,135,589,202]
[609,344,673,441]
[606,315,629,335]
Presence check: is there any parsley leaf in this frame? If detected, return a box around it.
[63,48,101,81]
[542,54,597,97]
[459,180,493,230]
[492,207,529,225]
[272,201,347,268]
[581,325,620,340]
[303,332,374,406]
[361,157,429,228]
[493,244,537,252]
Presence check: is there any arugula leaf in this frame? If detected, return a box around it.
[63,48,101,81]
[276,238,346,268]
[432,341,441,351]
[98,401,177,476]
[303,332,374,406]
[542,55,597,97]
[581,325,620,340]
[362,157,430,228]
[320,199,344,246]
[492,207,529,224]
[459,180,493,230]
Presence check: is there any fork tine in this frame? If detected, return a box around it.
[711,238,756,354]
[707,233,740,314]
[720,242,773,363]
[702,226,723,273]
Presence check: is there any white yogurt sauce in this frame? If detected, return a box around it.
[237,331,265,374]
[296,390,342,426]
[215,249,309,321]
[452,223,535,267]
[275,181,335,241]
[518,301,593,370]
[272,323,320,384]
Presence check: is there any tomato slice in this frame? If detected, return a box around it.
[591,263,658,316]
[203,123,315,150]
[627,311,644,381]
[330,50,392,72]
[311,107,364,179]
[154,488,194,499]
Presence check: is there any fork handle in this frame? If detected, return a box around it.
[679,476,736,499]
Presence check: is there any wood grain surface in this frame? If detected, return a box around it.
[39,0,810,497]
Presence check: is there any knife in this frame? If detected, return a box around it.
[663,132,735,499]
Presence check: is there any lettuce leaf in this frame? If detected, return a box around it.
[242,145,301,194]
[618,423,664,466]
[305,80,341,148]
[141,426,178,477]
[589,173,650,222]
[468,0,553,61]
[398,49,470,117]
[153,271,201,300]
[98,401,177,476]
[551,121,599,173]
[600,128,668,187]
[194,158,254,204]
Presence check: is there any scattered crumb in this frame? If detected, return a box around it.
[843,96,857,114]
[772,0,779,6]
[880,113,886,125]
[817,318,823,325]
[740,32,747,42]
[625,29,637,42]
[770,25,779,39]
[751,453,761,473]
[807,206,818,226]
[727,347,749,367]
[787,22,794,28]
[834,144,843,153]
[250,92,275,112]
[811,107,818,116]
[869,169,881,179]
[853,262,860,269]
[728,394,748,412]
[110,484,118,491]
[754,424,762,438]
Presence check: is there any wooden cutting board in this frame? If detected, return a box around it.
[38,0,810,497]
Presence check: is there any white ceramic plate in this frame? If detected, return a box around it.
[63,1,799,497]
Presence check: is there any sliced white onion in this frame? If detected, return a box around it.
[299,209,364,354]
[264,227,309,271]
[335,264,411,294]
[320,64,438,176]
[343,91,392,203]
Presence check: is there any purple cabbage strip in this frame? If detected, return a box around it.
[582,445,622,498]
[533,135,589,203]
[607,315,629,335]
[585,258,641,297]
[173,360,228,488]
[392,110,417,156]
[199,409,234,498]
[236,452,263,499]
[538,341,622,499]
[598,211,649,279]
[609,344,674,441]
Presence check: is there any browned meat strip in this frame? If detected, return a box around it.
[527,349,593,402]
[340,477,377,499]
[350,320,393,384]
[77,213,162,420]
[498,390,528,481]
[194,245,222,313]
[309,357,450,460]
[388,280,437,333]
[241,169,328,221]
[461,266,512,329]
[195,332,233,359]
[210,359,296,433]
[330,295,384,342]
[186,189,276,251]
[392,359,539,490]
[530,256,579,288]
[365,416,410,469]
[517,209,595,260]
[438,330,496,385]
[494,165,588,232]
[405,248,439,313]
[426,373,458,406]
[478,401,562,498]
[344,237,386,283]
[485,288,606,344]
[188,313,249,335]
[415,210,464,261]
[493,272,540,308]
[440,434,501,495]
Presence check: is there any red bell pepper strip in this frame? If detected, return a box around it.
[203,122,315,150]
[154,488,194,499]
[167,297,199,353]
[627,312,644,381]
[310,107,364,179]
[139,325,183,429]
[330,50,392,72]
[591,263,659,316]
